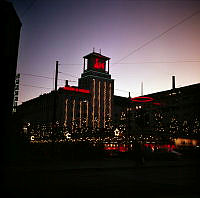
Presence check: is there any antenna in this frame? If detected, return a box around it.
[172,76,175,89]
[141,81,143,96]
[93,47,95,53]
[100,49,101,54]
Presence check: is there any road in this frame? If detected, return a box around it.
[3,159,200,198]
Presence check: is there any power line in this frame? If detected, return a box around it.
[21,73,53,80]
[21,73,76,82]
[20,73,134,94]
[112,60,200,65]
[60,63,81,66]
[59,71,79,79]
[21,0,37,18]
[21,83,135,96]
[53,59,200,67]
[115,88,132,93]
[20,84,52,90]
[116,9,200,63]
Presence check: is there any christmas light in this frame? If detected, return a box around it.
[98,81,101,128]
[92,79,96,128]
[104,81,106,128]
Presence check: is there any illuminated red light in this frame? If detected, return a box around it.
[94,58,105,69]
[62,86,90,94]
[153,102,161,106]
[104,145,128,152]
[144,144,176,150]
[119,146,128,152]
[130,97,154,103]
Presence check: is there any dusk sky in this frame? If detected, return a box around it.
[11,0,200,104]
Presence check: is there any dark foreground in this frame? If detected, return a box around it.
[3,158,200,198]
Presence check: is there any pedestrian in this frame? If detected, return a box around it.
[133,140,144,167]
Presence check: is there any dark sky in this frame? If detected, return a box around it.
[11,0,200,103]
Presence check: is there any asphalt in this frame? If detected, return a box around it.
[3,158,200,198]
[5,157,200,172]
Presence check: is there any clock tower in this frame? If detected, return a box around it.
[78,51,114,128]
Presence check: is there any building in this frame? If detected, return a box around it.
[18,52,200,141]
[1,0,22,161]
[128,81,200,138]
[17,52,114,139]
[79,52,114,128]
[2,0,21,121]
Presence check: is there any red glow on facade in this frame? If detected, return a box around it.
[144,143,176,151]
[94,58,105,69]
[130,97,154,103]
[153,102,161,106]
[104,144,128,152]
[62,86,90,94]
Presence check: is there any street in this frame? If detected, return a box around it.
[3,159,200,198]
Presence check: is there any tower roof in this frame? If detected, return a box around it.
[83,52,110,60]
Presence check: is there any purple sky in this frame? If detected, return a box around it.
[11,0,200,104]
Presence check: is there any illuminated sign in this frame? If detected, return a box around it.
[93,58,105,70]
[62,86,90,94]
[130,97,154,103]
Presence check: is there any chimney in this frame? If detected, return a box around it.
[65,80,68,87]
[172,76,175,89]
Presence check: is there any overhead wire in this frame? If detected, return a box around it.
[20,72,133,94]
[60,63,81,66]
[21,0,37,18]
[21,73,76,82]
[112,60,200,65]
[20,84,52,90]
[116,9,200,63]
[58,71,79,79]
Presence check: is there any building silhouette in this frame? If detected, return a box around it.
[127,82,200,138]
[2,0,21,122]
[1,0,21,161]
[17,52,200,140]
[18,52,114,137]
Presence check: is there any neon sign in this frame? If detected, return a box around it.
[130,97,154,103]
[94,58,105,69]
[62,86,90,94]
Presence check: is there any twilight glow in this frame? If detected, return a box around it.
[11,0,200,104]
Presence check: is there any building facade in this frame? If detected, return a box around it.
[2,1,22,161]
[2,0,21,125]
[18,52,114,138]
[127,83,200,138]
[17,52,200,141]
[79,52,114,128]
